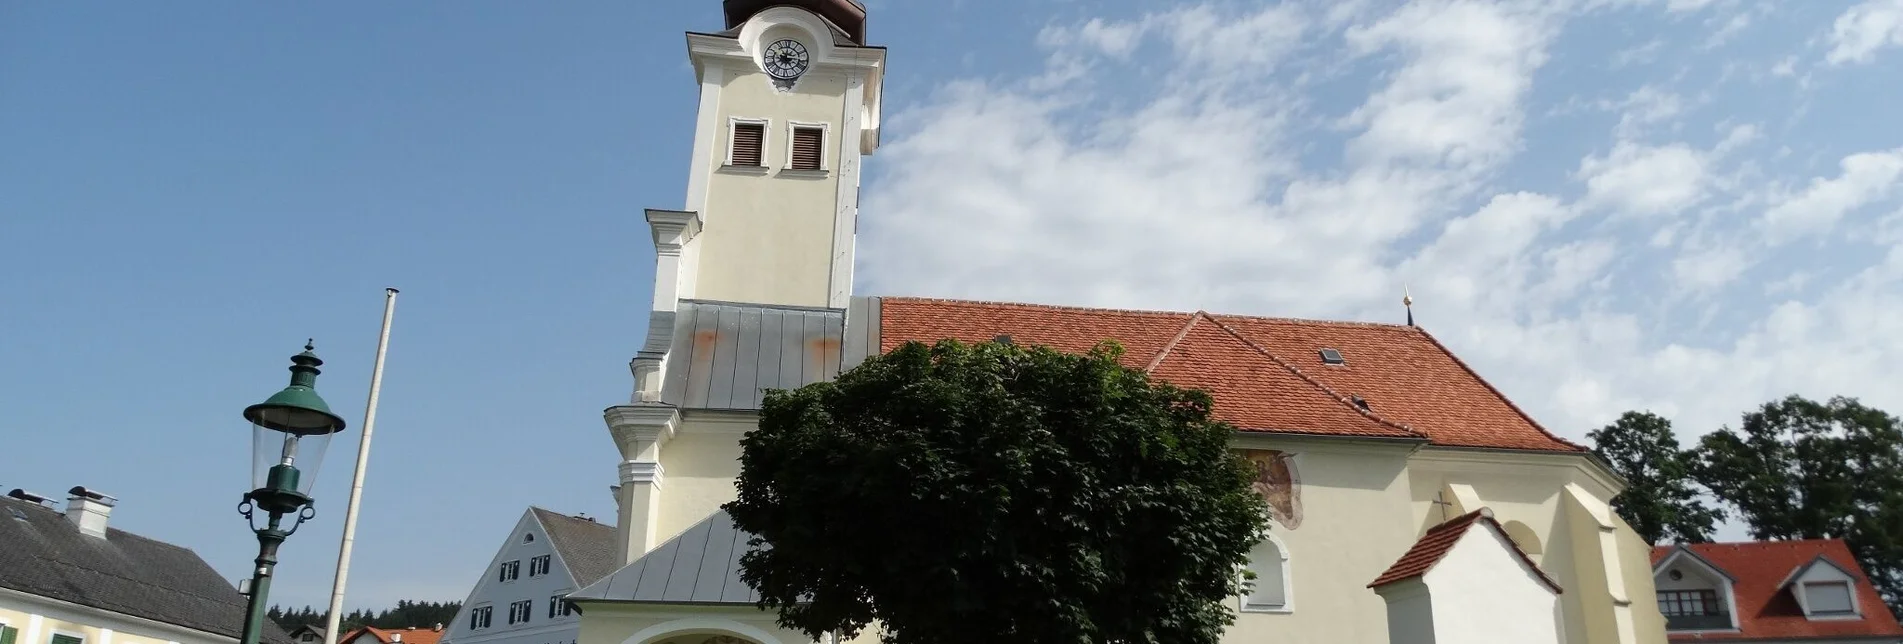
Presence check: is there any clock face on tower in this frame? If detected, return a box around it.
[762,39,810,81]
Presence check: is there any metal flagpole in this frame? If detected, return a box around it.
[322,288,399,644]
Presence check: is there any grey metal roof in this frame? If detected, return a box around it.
[660,300,850,411]
[529,507,618,588]
[567,510,758,605]
[0,495,293,643]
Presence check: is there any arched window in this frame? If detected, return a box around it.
[522,533,535,544]
[1240,534,1292,612]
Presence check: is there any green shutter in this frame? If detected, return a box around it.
[1,625,19,644]
[51,634,84,644]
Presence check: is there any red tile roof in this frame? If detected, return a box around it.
[1651,540,1903,641]
[1367,508,1561,592]
[341,626,446,644]
[876,298,1583,452]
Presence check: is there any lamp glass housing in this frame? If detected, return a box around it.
[250,423,333,495]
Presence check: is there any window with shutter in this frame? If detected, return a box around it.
[790,127,823,170]
[0,625,18,644]
[50,635,83,644]
[1806,581,1856,615]
[731,122,765,166]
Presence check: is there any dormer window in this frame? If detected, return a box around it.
[1804,581,1856,615]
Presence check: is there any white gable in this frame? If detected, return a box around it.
[443,509,586,644]
[1415,523,1562,644]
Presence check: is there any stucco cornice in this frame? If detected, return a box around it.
[1411,446,1624,501]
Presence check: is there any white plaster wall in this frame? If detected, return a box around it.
[653,421,749,546]
[1221,437,1418,644]
[0,589,230,644]
[1422,526,1562,644]
[691,65,854,309]
[445,512,585,644]
[1377,580,1437,644]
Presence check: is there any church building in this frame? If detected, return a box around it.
[562,2,1669,643]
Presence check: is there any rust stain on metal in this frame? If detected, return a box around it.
[694,329,719,351]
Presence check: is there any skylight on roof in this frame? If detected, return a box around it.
[1319,348,1345,365]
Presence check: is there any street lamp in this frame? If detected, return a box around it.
[238,341,348,644]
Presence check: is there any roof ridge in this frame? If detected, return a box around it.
[1142,311,1205,373]
[875,296,1415,329]
[1200,315,1424,438]
[1409,327,1586,452]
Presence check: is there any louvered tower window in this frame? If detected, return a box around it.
[730,122,765,166]
[790,126,824,170]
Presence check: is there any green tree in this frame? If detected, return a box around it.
[1695,395,1903,614]
[725,339,1269,644]
[1588,411,1724,544]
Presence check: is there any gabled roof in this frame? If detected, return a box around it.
[0,495,293,643]
[1368,508,1561,593]
[1653,544,1740,583]
[875,297,1584,452]
[1649,540,1903,640]
[568,510,758,605]
[343,626,445,644]
[529,507,618,588]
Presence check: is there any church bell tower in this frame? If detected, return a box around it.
[606,0,885,564]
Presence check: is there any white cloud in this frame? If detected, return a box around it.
[1827,0,1903,65]
[1759,148,1903,241]
[1672,245,1749,290]
[1579,142,1710,216]
[1341,1,1551,172]
[859,0,1903,470]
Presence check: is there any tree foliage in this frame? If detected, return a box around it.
[1588,411,1724,544]
[1694,395,1903,613]
[267,601,463,633]
[724,339,1269,644]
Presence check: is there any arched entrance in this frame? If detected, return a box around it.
[651,636,758,644]
[626,618,782,644]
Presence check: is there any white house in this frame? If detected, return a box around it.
[1368,508,1566,644]
[444,509,615,644]
[0,488,291,644]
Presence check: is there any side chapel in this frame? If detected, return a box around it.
[564,2,1669,643]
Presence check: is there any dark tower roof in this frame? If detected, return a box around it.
[723,0,867,45]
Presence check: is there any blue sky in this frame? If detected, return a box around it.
[5,0,1903,612]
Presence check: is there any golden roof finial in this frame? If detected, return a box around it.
[1403,284,1415,327]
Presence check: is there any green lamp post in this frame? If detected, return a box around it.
[237,341,348,644]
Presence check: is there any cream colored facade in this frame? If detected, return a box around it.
[0,588,235,644]
[578,3,1667,644]
[584,421,1666,644]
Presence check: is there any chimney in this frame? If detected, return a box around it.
[8,489,56,508]
[65,486,117,539]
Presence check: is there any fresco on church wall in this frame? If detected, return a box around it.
[1240,449,1303,530]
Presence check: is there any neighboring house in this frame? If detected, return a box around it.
[561,2,1671,643]
[0,487,293,644]
[1651,540,1903,642]
[287,626,325,644]
[442,509,616,644]
[1369,508,1566,644]
[338,626,444,644]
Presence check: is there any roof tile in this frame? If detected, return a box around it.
[876,297,1582,452]
[1368,508,1560,592]
[1651,539,1903,640]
